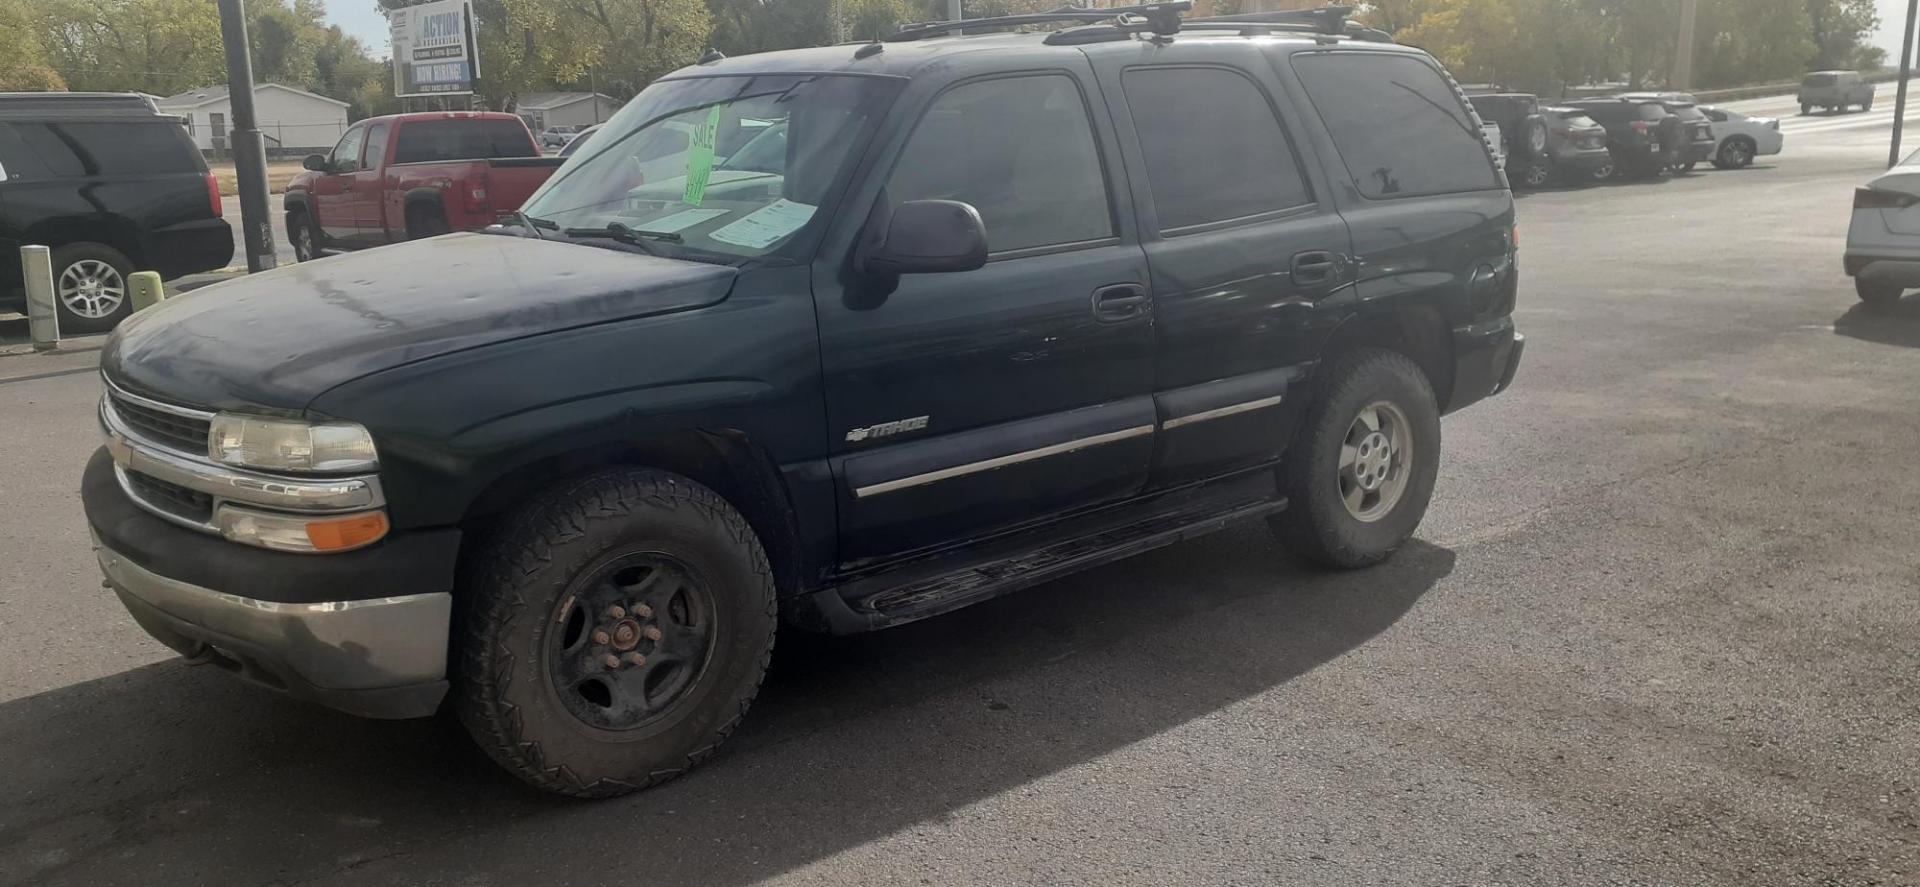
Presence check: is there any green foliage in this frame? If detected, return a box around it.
[0,0,67,90]
[1369,0,1882,94]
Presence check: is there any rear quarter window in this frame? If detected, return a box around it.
[0,121,198,178]
[1291,52,1499,200]
[393,120,538,164]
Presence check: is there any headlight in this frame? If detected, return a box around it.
[208,414,378,473]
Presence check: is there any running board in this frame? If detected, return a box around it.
[825,485,1286,632]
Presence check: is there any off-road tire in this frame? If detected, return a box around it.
[456,467,778,798]
[1856,279,1904,306]
[1270,348,1441,569]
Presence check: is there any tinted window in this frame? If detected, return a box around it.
[1292,53,1498,199]
[887,74,1112,253]
[329,126,366,172]
[1703,108,1727,122]
[0,122,195,178]
[393,120,537,164]
[1805,74,1837,87]
[1636,104,1668,121]
[1122,66,1310,230]
[361,123,389,168]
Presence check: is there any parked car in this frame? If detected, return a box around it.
[1699,105,1783,169]
[1798,70,1874,114]
[282,112,563,260]
[558,123,601,157]
[1533,106,1615,185]
[1565,98,1682,180]
[538,124,584,148]
[1468,94,1549,187]
[1844,151,1920,304]
[84,4,1522,797]
[0,92,232,333]
[1613,92,1714,170]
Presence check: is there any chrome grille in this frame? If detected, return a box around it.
[108,391,212,455]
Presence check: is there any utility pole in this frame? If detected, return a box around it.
[948,0,962,34]
[1894,0,1919,167]
[590,70,602,123]
[1673,0,1698,90]
[215,0,277,273]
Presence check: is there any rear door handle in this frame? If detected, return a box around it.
[1290,250,1340,286]
[1091,283,1149,322]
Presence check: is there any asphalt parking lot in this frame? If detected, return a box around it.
[1,96,1916,886]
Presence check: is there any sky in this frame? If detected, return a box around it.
[325,0,392,59]
[322,0,1913,66]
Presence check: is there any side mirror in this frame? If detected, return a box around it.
[302,153,329,173]
[860,199,988,276]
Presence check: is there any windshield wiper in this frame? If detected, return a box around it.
[513,210,556,239]
[563,221,682,245]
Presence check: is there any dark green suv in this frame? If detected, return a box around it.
[83,2,1523,796]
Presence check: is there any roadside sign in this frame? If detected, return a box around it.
[390,0,479,97]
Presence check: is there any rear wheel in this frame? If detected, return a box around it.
[1801,102,1812,115]
[457,467,778,798]
[1271,349,1440,569]
[50,242,134,334]
[1714,138,1754,170]
[1856,279,1905,306]
[1518,157,1553,189]
[1676,159,1698,172]
[406,204,451,239]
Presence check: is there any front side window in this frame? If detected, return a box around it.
[329,126,365,173]
[522,74,901,262]
[1292,53,1500,200]
[1122,66,1311,231]
[885,74,1113,253]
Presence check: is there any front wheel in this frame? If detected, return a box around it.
[1801,102,1812,115]
[288,210,319,262]
[1271,349,1441,569]
[457,467,778,798]
[1517,157,1553,189]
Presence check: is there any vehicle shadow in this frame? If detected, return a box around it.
[0,526,1453,886]
[1834,294,1920,348]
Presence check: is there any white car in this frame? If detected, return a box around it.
[1699,106,1782,169]
[1843,152,1920,305]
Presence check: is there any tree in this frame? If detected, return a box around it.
[1806,0,1880,69]
[36,0,226,94]
[0,0,67,90]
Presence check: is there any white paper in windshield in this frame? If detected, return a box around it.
[709,199,817,249]
[641,208,729,234]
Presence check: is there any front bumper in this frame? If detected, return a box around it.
[97,537,451,718]
[84,447,458,718]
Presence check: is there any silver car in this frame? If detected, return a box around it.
[1844,152,1920,304]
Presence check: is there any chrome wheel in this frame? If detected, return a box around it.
[1726,142,1751,168]
[57,259,126,319]
[1338,400,1413,523]
[1523,162,1551,187]
[292,219,315,261]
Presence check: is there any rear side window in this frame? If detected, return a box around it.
[1122,66,1311,230]
[886,74,1113,254]
[0,121,196,178]
[1636,104,1668,121]
[1291,53,1498,199]
[1805,74,1837,87]
[393,120,539,164]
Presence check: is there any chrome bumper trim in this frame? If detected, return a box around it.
[96,537,449,691]
[101,397,383,523]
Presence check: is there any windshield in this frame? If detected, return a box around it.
[521,74,900,262]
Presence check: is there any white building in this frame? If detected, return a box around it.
[514,92,622,133]
[156,83,351,155]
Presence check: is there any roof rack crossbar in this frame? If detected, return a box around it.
[1188,6,1354,33]
[888,0,1191,42]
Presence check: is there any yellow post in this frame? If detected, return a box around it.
[128,272,165,312]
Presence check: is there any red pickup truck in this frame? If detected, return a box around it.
[283,112,563,261]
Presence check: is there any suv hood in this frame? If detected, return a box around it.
[104,232,738,413]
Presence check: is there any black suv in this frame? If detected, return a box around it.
[1565,98,1682,180]
[1467,93,1551,187]
[82,2,1522,796]
[0,93,232,333]
[1536,106,1615,184]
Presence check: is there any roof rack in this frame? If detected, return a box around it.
[888,0,1191,42]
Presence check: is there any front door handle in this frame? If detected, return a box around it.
[1291,250,1340,286]
[1091,283,1149,322]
